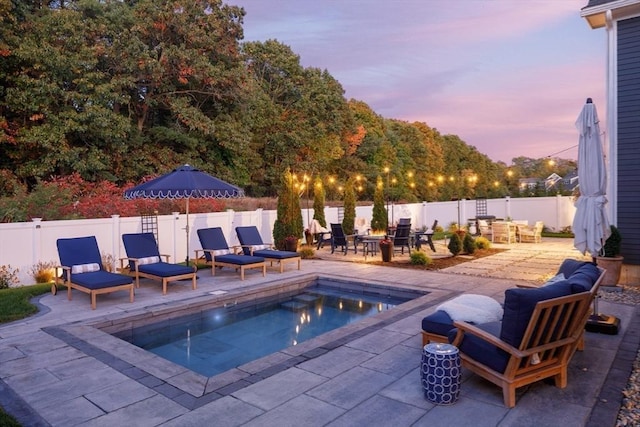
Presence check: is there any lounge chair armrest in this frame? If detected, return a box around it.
[159,254,171,262]
[452,320,523,356]
[238,244,255,255]
[230,245,243,254]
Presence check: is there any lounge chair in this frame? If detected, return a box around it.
[56,236,134,310]
[195,227,266,280]
[235,226,301,273]
[121,233,196,294]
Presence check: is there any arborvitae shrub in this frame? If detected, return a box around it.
[463,233,476,254]
[448,232,462,256]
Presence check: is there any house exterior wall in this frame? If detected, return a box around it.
[617,15,640,265]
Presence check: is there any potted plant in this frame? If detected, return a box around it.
[596,225,623,286]
[284,235,299,252]
[379,235,393,262]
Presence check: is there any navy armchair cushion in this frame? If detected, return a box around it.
[448,321,510,373]
[421,310,455,338]
[566,263,601,293]
[500,282,572,348]
[557,259,591,279]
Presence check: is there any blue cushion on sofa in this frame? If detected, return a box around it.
[566,263,600,293]
[500,282,573,348]
[422,310,455,337]
[448,321,510,373]
[557,259,590,279]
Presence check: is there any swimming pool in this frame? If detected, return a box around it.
[114,280,421,377]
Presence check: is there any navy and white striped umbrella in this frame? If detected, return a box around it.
[124,164,244,264]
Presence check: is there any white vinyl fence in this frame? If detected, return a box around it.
[0,196,576,285]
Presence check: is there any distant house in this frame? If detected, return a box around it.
[559,170,580,193]
[581,1,640,278]
[544,173,563,190]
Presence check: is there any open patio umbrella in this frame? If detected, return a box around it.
[572,98,610,258]
[124,164,244,264]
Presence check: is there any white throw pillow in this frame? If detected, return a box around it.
[71,263,100,274]
[211,249,231,256]
[137,256,160,265]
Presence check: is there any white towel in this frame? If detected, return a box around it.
[437,294,503,324]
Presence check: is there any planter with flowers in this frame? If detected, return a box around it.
[379,235,393,262]
[284,235,299,252]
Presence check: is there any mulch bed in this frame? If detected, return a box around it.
[367,248,506,271]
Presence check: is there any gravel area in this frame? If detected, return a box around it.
[600,285,640,427]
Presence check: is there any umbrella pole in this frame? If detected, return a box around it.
[185,198,190,266]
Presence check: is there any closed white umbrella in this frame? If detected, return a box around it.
[572,98,611,257]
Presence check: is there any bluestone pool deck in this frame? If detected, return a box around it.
[0,238,637,427]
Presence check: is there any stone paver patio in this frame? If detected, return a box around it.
[0,238,638,426]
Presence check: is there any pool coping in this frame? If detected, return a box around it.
[41,274,451,410]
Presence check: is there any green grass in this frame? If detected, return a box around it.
[0,409,21,426]
[0,283,53,425]
[0,283,52,324]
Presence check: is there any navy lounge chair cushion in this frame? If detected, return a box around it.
[215,254,266,265]
[448,321,509,374]
[421,310,456,338]
[72,271,133,289]
[251,249,299,259]
[499,281,573,348]
[57,236,104,275]
[137,262,194,277]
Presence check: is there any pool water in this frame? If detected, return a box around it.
[115,285,413,377]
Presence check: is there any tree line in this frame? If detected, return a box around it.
[0,0,576,209]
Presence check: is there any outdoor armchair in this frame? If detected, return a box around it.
[392,223,412,254]
[196,227,266,280]
[518,221,544,243]
[56,236,134,310]
[329,223,356,255]
[235,226,301,273]
[121,233,196,295]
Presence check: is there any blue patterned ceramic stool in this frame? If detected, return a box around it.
[421,343,461,405]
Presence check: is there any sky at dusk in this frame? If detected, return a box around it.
[230,0,607,164]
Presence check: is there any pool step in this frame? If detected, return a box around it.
[280,294,321,312]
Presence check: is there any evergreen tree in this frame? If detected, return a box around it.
[342,177,356,235]
[448,232,462,256]
[371,175,387,233]
[463,232,476,254]
[312,176,327,227]
[273,169,303,249]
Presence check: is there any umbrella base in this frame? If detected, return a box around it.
[586,313,620,335]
